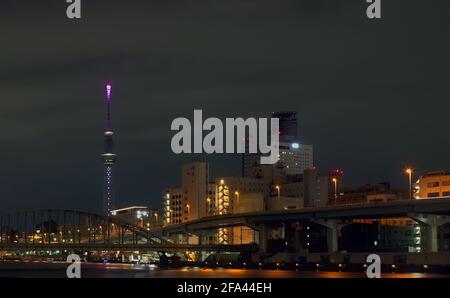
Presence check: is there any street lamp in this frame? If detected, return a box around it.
[186,204,191,218]
[206,197,212,215]
[275,185,280,199]
[332,178,338,205]
[234,191,240,213]
[405,168,413,200]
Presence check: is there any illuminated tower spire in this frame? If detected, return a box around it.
[102,84,116,215]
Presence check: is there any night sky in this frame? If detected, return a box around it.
[1,0,449,212]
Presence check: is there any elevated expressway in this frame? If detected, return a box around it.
[156,198,450,253]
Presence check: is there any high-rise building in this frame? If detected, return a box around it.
[163,162,209,225]
[278,142,313,176]
[163,188,183,224]
[303,168,343,207]
[102,84,116,215]
[242,151,260,178]
[246,163,286,187]
[182,162,209,220]
[272,111,298,142]
[243,111,313,179]
[206,183,216,216]
[215,177,267,244]
[215,176,268,215]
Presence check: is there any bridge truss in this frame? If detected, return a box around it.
[0,209,166,249]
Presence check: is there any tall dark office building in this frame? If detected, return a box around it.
[271,111,298,142]
[243,111,310,178]
[102,84,116,215]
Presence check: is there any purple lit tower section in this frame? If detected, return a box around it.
[102,84,116,215]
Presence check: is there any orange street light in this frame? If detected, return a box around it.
[186,204,191,218]
[275,185,280,199]
[405,168,413,200]
[206,197,212,215]
[234,191,240,213]
[332,178,338,205]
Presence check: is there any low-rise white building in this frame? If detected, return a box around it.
[414,171,450,199]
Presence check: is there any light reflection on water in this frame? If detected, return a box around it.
[0,261,448,278]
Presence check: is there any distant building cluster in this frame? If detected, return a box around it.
[163,112,314,224]
[110,206,159,229]
[110,111,450,252]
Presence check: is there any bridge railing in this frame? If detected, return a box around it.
[0,209,169,247]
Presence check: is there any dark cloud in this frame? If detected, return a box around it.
[1,0,450,212]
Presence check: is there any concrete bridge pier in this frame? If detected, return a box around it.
[411,214,450,253]
[282,222,304,253]
[294,222,302,253]
[313,219,345,254]
[256,224,268,254]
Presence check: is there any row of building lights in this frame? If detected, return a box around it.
[164,167,416,225]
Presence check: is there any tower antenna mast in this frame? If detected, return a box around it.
[102,84,116,215]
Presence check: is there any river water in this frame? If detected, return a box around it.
[0,261,448,278]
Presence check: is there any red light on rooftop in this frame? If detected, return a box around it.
[329,168,344,175]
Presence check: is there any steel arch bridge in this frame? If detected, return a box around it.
[0,208,167,248]
[0,209,258,254]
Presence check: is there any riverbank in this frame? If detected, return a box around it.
[0,260,449,278]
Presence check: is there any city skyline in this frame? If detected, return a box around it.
[1,0,450,213]
[2,0,450,283]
